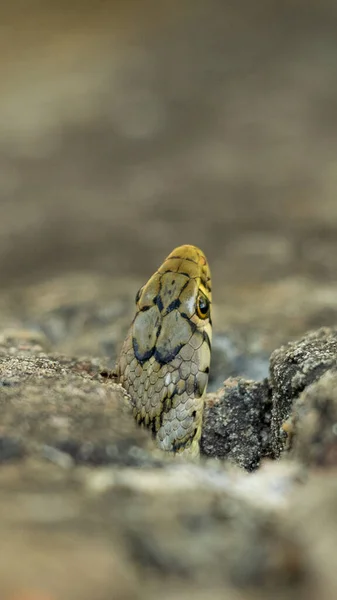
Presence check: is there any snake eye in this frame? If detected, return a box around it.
[196,291,210,319]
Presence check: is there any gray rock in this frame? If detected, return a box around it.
[269,327,337,457]
[0,331,314,600]
[291,371,337,467]
[201,377,272,471]
[0,332,159,468]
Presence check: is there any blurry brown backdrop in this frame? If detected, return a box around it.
[1,0,337,299]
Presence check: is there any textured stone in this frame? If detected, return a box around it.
[201,377,272,471]
[291,371,337,467]
[269,328,337,457]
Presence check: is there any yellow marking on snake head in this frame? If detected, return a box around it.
[116,244,212,458]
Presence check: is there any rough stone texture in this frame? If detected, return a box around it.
[0,331,317,600]
[0,332,159,468]
[201,377,272,471]
[0,274,336,598]
[269,328,337,457]
[291,371,337,467]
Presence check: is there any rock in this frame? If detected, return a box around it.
[291,371,337,467]
[0,330,316,600]
[0,319,334,599]
[0,335,159,468]
[201,377,272,470]
[269,327,337,457]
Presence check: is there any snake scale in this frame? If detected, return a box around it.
[115,245,212,458]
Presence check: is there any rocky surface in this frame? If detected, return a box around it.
[269,327,337,457]
[0,330,308,600]
[0,297,336,599]
[291,371,337,467]
[0,331,159,468]
[201,377,272,470]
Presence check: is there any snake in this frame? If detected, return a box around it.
[115,244,212,458]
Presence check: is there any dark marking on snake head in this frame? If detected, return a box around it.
[140,305,151,312]
[180,313,197,334]
[135,287,143,304]
[166,298,181,314]
[169,255,198,265]
[132,337,154,363]
[154,295,164,312]
[154,343,184,365]
[202,330,211,350]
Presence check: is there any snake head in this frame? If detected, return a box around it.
[117,244,212,458]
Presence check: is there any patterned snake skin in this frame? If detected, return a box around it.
[116,245,212,458]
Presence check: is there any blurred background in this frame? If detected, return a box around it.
[1,0,337,365]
